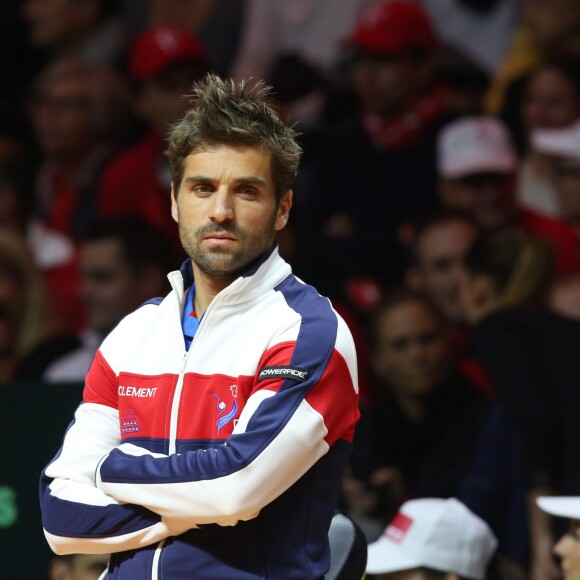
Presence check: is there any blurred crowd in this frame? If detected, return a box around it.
[4,0,580,578]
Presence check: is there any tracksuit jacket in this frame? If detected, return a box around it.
[40,246,359,579]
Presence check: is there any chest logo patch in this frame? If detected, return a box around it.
[121,408,140,435]
[209,385,238,433]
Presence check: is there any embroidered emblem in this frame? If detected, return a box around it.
[209,391,238,433]
[385,512,414,544]
[258,366,310,383]
[121,408,140,435]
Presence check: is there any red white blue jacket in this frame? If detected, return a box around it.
[40,247,359,579]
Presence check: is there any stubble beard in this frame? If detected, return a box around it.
[179,216,277,278]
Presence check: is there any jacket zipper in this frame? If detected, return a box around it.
[152,295,218,579]
[168,350,189,456]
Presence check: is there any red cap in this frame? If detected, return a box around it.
[129,26,207,81]
[345,0,438,56]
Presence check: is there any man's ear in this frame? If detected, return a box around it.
[275,190,293,231]
[171,185,178,223]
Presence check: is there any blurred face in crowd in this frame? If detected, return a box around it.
[171,145,291,287]
[547,156,580,221]
[137,61,207,134]
[554,520,580,580]
[438,172,516,230]
[32,76,95,161]
[23,0,99,52]
[373,299,451,395]
[457,266,499,326]
[80,238,146,335]
[351,51,431,118]
[522,0,580,49]
[522,67,580,135]
[408,219,478,323]
[50,553,109,580]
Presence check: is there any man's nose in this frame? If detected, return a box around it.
[209,190,234,223]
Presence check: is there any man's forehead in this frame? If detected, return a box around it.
[180,145,275,186]
[186,143,270,158]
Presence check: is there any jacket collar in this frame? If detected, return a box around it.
[168,244,291,307]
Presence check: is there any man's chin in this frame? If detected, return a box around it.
[194,254,248,277]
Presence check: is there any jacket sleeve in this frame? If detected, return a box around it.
[40,351,177,555]
[96,311,359,528]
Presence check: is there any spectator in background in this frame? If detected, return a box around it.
[366,498,500,580]
[529,120,580,322]
[230,0,368,167]
[437,116,519,231]
[457,228,580,580]
[0,150,83,335]
[30,58,132,239]
[0,231,51,365]
[532,120,580,229]
[98,26,209,259]
[22,0,126,66]
[265,53,331,160]
[22,218,172,383]
[347,292,489,524]
[302,0,449,287]
[422,0,519,77]
[514,54,580,217]
[132,0,244,77]
[406,211,479,326]
[231,0,369,85]
[537,495,580,580]
[432,46,490,117]
[437,116,580,278]
[485,0,580,118]
[405,211,492,394]
[346,288,528,561]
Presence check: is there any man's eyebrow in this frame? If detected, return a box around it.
[183,175,212,184]
[236,177,268,188]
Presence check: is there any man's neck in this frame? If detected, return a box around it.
[191,264,235,318]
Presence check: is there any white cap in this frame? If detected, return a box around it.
[532,120,580,162]
[366,498,498,579]
[537,496,580,519]
[438,116,518,179]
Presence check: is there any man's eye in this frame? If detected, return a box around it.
[238,188,258,197]
[193,184,212,194]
